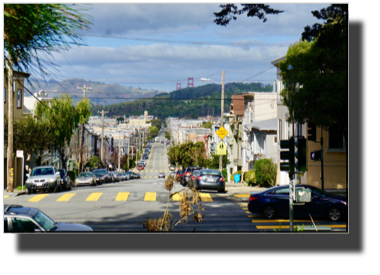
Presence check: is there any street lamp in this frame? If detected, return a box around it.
[201,70,225,171]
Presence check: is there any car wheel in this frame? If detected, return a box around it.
[68,182,72,191]
[262,205,277,219]
[327,206,342,221]
[32,189,37,194]
[218,188,225,193]
[53,181,61,193]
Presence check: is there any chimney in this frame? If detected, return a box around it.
[144,110,148,122]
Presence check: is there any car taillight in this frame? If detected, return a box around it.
[220,177,225,181]
[197,176,201,180]
[192,176,195,180]
[180,174,182,177]
[185,172,191,176]
[249,196,259,201]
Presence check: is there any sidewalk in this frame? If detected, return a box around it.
[3,189,27,198]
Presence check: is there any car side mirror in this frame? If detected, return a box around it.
[56,172,60,176]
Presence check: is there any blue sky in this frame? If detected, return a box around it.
[46,2,329,93]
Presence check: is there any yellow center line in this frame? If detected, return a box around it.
[237,203,248,206]
[4,196,9,199]
[200,193,213,202]
[144,192,156,201]
[242,207,248,210]
[144,177,147,178]
[154,176,157,178]
[57,193,76,202]
[234,194,250,198]
[256,225,346,229]
[149,176,152,178]
[86,192,103,201]
[28,194,49,202]
[155,170,157,172]
[252,219,324,223]
[115,192,130,201]
[172,193,183,201]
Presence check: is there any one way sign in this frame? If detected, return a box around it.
[216,141,227,155]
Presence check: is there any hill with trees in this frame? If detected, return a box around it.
[91,82,273,119]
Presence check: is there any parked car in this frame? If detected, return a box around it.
[132,172,140,179]
[192,169,225,193]
[248,185,347,221]
[93,169,111,183]
[110,172,120,182]
[137,164,144,170]
[169,165,175,171]
[92,171,104,185]
[143,154,148,159]
[181,166,202,186]
[175,169,184,183]
[25,166,62,193]
[75,172,97,187]
[58,169,72,191]
[158,172,165,178]
[188,169,201,189]
[170,171,177,178]
[125,171,133,180]
[118,172,126,181]
[4,205,93,232]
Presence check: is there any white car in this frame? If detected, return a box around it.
[25,166,62,193]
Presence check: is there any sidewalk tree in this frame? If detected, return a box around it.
[148,126,159,139]
[206,152,229,170]
[168,142,207,168]
[202,121,212,130]
[35,94,92,170]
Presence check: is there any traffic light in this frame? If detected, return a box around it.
[295,137,307,172]
[307,122,316,142]
[280,137,294,175]
[310,150,322,161]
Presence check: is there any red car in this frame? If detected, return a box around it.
[137,164,144,170]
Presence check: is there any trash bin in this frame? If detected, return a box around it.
[234,174,241,183]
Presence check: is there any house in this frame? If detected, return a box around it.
[271,56,346,190]
[4,69,30,190]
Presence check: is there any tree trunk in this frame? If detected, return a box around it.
[7,58,14,192]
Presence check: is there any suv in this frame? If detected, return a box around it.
[25,166,61,193]
[4,205,93,232]
[181,166,202,186]
[58,169,72,191]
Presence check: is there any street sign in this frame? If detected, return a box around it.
[216,141,227,155]
[216,126,228,140]
[16,150,23,158]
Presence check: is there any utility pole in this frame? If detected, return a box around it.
[6,61,14,192]
[98,109,108,168]
[219,70,225,172]
[118,130,121,172]
[127,135,129,171]
[77,85,92,172]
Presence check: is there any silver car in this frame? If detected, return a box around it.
[25,166,61,193]
[75,172,97,187]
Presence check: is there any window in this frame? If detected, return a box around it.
[328,124,345,150]
[4,88,6,103]
[297,122,302,137]
[17,89,22,109]
[287,122,292,139]
[278,119,282,140]
[11,217,40,232]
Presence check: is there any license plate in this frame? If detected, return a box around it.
[36,182,43,186]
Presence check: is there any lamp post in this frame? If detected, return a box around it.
[201,70,225,171]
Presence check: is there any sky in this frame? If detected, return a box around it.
[45,2,329,94]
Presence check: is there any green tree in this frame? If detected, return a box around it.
[116,116,124,124]
[206,152,229,170]
[4,4,92,82]
[202,121,213,130]
[148,126,159,139]
[149,119,162,130]
[35,94,92,170]
[168,142,207,168]
[165,130,170,140]
[88,155,100,168]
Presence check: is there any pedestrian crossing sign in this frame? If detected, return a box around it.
[216,141,227,155]
[216,126,228,140]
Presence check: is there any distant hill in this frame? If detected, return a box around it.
[91,82,273,119]
[24,78,165,106]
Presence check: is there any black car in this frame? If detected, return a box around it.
[58,169,72,191]
[192,169,225,193]
[92,171,104,185]
[248,185,347,221]
[175,169,184,183]
[188,169,201,189]
[92,168,111,183]
[143,154,148,159]
[4,205,93,232]
[181,166,202,186]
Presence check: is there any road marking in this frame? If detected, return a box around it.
[155,170,157,172]
[115,192,130,201]
[160,170,162,172]
[237,203,248,207]
[150,170,153,172]
[252,219,324,223]
[165,170,167,173]
[200,193,213,202]
[248,215,262,218]
[149,176,152,178]
[144,192,156,201]
[242,207,248,210]
[144,177,147,179]
[256,225,346,230]
[86,192,103,201]
[57,193,76,202]
[154,176,157,178]
[172,193,183,201]
[234,194,250,198]
[4,195,9,199]
[28,194,49,202]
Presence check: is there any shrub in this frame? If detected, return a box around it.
[222,169,227,179]
[245,170,256,186]
[254,158,277,187]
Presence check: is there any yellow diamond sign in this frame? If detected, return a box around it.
[216,126,228,140]
[216,141,227,155]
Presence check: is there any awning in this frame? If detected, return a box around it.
[244,118,277,132]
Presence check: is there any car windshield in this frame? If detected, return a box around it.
[93,172,100,177]
[201,170,221,176]
[94,169,107,175]
[193,170,200,176]
[31,168,54,176]
[307,186,330,196]
[79,172,93,177]
[33,211,55,231]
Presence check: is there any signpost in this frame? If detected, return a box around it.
[216,126,228,140]
[216,141,227,155]
[215,126,229,171]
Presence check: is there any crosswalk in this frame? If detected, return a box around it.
[6,191,215,203]
[235,198,347,231]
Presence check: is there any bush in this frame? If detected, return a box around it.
[244,170,256,186]
[254,158,277,187]
[222,169,227,179]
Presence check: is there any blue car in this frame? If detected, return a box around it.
[248,185,347,221]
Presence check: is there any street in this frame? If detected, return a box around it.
[4,132,347,232]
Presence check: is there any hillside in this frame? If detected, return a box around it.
[91,82,273,119]
[24,78,165,106]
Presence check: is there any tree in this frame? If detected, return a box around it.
[4,4,92,82]
[168,142,207,168]
[116,116,124,124]
[148,126,159,139]
[206,152,229,170]
[35,94,92,170]
[202,121,213,130]
[165,130,170,140]
[149,119,162,130]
